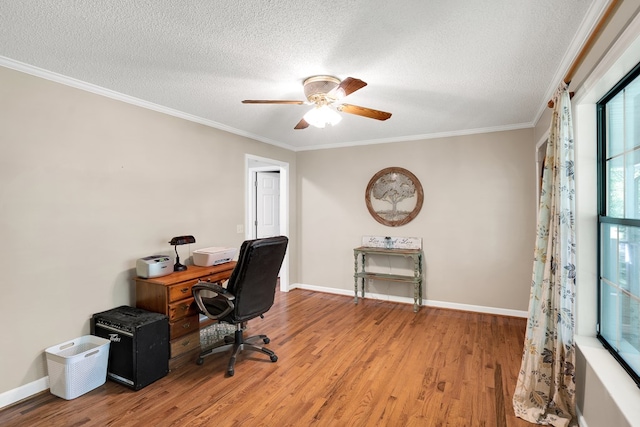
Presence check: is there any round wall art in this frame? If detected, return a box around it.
[365,167,423,227]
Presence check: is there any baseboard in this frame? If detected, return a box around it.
[577,407,587,427]
[290,283,528,318]
[0,376,49,410]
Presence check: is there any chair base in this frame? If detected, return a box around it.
[196,324,277,376]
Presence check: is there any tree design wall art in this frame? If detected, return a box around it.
[365,167,423,227]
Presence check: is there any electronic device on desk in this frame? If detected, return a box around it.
[193,247,237,267]
[136,255,173,278]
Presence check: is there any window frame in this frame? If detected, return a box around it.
[597,59,640,388]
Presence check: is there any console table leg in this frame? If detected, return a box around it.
[413,253,420,312]
[360,253,366,301]
[418,254,423,311]
[354,252,359,304]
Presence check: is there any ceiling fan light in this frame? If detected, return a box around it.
[303,105,342,128]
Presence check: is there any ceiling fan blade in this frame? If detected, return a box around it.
[328,77,367,99]
[338,77,367,97]
[338,104,392,121]
[242,100,306,104]
[294,118,309,130]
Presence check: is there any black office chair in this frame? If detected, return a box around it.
[192,236,288,376]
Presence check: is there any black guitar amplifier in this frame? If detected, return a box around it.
[91,305,169,390]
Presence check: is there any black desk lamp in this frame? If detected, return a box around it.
[169,235,195,272]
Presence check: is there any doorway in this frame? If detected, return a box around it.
[245,154,289,291]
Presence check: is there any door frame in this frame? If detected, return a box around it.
[245,154,290,292]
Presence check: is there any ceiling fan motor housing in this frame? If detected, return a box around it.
[303,75,341,104]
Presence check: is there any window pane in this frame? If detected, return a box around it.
[601,280,620,348]
[626,227,640,295]
[611,226,640,292]
[608,92,624,158]
[600,224,640,366]
[608,156,624,217]
[626,149,640,219]
[619,291,640,374]
[625,77,640,151]
[601,223,618,283]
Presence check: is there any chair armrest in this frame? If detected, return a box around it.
[192,281,235,320]
[192,281,235,300]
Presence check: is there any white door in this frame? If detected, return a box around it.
[256,171,280,238]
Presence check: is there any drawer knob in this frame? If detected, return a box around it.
[182,340,190,347]
[180,287,189,293]
[183,323,191,329]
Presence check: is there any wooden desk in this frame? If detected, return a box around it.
[353,246,423,312]
[135,262,236,370]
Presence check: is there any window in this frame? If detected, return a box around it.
[598,61,640,387]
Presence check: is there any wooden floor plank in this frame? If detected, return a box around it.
[0,289,532,427]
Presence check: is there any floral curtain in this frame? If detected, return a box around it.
[512,83,577,427]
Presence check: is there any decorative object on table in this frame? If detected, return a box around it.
[361,235,422,250]
[169,235,195,272]
[365,167,423,227]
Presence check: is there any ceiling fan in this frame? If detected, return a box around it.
[242,76,392,130]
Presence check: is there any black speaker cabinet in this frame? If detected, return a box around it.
[91,305,169,390]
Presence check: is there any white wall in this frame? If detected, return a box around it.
[0,65,297,400]
[296,129,536,313]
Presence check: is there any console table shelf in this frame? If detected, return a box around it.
[353,246,423,312]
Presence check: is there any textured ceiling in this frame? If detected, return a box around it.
[0,1,601,151]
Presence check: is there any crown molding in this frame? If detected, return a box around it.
[0,56,297,152]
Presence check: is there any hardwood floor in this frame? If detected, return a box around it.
[1,289,532,427]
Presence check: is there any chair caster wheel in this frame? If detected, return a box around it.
[227,369,234,376]
[263,337,270,344]
[196,358,204,365]
[270,355,278,362]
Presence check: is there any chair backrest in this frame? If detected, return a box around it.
[226,236,288,323]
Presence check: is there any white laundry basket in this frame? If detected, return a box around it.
[45,335,110,400]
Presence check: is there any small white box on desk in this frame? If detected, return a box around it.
[193,247,237,266]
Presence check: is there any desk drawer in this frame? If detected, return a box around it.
[168,298,198,322]
[199,271,231,285]
[167,275,228,303]
[170,314,199,340]
[170,331,200,358]
[167,279,199,303]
